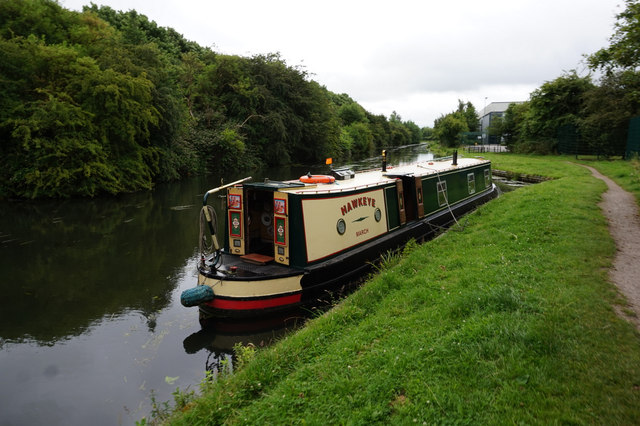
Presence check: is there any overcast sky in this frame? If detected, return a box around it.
[61,0,621,127]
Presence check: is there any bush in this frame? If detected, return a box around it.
[512,139,557,155]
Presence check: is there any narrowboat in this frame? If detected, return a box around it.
[181,152,497,318]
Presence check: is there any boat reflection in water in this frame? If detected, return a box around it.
[183,295,344,374]
[183,274,367,375]
[183,312,305,372]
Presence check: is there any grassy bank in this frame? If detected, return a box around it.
[167,154,640,425]
[587,158,640,208]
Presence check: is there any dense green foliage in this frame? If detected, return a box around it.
[430,1,640,155]
[526,72,595,140]
[433,100,478,147]
[588,0,640,73]
[0,0,421,198]
[499,68,640,155]
[494,1,640,155]
[164,155,640,424]
[501,72,598,154]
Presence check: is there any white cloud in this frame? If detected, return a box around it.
[61,0,621,126]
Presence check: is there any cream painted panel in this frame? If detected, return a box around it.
[199,274,303,297]
[302,189,388,262]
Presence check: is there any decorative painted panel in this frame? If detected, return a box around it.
[301,189,388,263]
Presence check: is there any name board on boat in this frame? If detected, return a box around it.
[302,189,388,262]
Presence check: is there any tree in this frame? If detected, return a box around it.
[1,88,117,198]
[524,71,594,140]
[389,120,412,146]
[0,0,419,198]
[0,0,80,44]
[343,122,374,156]
[457,100,479,132]
[502,102,530,148]
[588,0,640,73]
[179,51,205,119]
[585,0,640,156]
[337,102,367,125]
[432,101,476,147]
[403,120,422,144]
[0,37,160,197]
[85,4,203,59]
[364,113,390,149]
[433,113,469,147]
[326,92,355,108]
[579,70,640,155]
[421,126,435,140]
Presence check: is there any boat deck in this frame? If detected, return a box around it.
[206,253,302,279]
[285,157,488,194]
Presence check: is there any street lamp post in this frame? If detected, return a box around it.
[483,97,488,144]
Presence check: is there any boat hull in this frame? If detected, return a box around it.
[196,183,497,318]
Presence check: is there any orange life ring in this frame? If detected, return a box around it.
[299,174,335,184]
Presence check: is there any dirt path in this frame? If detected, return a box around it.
[581,165,640,331]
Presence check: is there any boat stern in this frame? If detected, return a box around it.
[181,262,305,317]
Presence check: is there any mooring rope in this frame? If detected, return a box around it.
[199,205,222,267]
[417,163,462,229]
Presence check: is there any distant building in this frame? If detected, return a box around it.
[478,101,523,144]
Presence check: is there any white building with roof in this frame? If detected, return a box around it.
[478,101,523,144]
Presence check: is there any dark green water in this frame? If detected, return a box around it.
[0,144,433,425]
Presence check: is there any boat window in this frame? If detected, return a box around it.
[484,169,491,187]
[468,173,476,194]
[437,181,448,206]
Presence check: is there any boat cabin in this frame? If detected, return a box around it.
[223,157,492,270]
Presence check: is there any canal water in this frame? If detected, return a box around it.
[0,144,434,425]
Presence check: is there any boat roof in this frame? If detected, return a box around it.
[263,156,490,195]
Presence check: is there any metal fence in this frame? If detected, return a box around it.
[557,124,586,156]
[558,120,636,158]
[463,144,509,153]
[458,116,640,158]
[627,116,640,158]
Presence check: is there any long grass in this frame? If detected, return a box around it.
[166,154,640,425]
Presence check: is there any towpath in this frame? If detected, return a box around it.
[581,165,640,331]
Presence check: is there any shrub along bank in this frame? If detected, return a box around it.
[166,154,640,425]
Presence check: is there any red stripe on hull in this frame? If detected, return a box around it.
[207,293,301,311]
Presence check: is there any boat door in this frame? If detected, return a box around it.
[243,186,275,257]
[395,179,407,225]
[394,175,424,223]
[233,183,292,266]
[414,176,425,218]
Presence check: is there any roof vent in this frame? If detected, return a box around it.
[330,167,355,180]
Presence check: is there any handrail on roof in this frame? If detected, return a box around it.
[203,176,252,205]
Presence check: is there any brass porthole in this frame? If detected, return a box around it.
[374,208,382,222]
[337,218,346,235]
